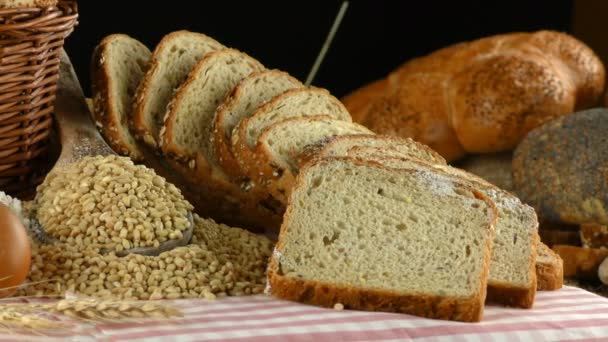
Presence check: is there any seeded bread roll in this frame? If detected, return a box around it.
[0,0,57,8]
[513,108,608,225]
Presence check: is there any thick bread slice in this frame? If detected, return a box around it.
[536,241,564,291]
[160,48,265,184]
[90,34,151,161]
[267,157,498,322]
[342,153,538,308]
[298,134,446,167]
[132,31,224,148]
[212,70,303,178]
[246,116,373,203]
[231,88,353,175]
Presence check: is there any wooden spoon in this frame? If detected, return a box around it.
[31,50,193,257]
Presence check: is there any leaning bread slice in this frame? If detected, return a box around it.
[267,157,497,322]
[246,116,373,203]
[90,34,151,161]
[212,70,303,178]
[232,88,353,175]
[160,48,265,185]
[298,134,446,167]
[536,241,564,291]
[132,31,224,148]
[344,153,538,308]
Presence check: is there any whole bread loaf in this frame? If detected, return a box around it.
[343,30,605,162]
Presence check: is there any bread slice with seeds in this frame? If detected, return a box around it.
[160,48,265,185]
[298,134,447,167]
[246,116,373,203]
[212,70,303,178]
[231,87,353,177]
[132,31,224,148]
[337,152,539,308]
[267,157,497,322]
[90,34,151,161]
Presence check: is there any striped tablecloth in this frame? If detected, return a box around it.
[1,285,607,342]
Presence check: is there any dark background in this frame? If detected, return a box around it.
[64,0,577,98]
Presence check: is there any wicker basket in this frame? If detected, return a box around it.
[0,1,78,199]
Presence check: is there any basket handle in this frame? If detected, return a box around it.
[54,49,114,166]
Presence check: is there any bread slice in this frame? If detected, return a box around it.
[212,70,303,178]
[337,153,539,308]
[231,87,353,176]
[267,157,498,322]
[298,134,447,167]
[160,48,265,182]
[536,241,564,291]
[244,116,373,203]
[90,34,151,161]
[132,31,224,148]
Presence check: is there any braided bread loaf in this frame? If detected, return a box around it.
[343,31,605,162]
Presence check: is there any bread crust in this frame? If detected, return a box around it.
[90,34,149,161]
[267,157,498,322]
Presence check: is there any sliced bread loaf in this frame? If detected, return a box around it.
[90,34,151,161]
[160,48,265,182]
[212,70,303,178]
[536,241,563,291]
[231,88,353,175]
[245,116,373,203]
[298,134,446,167]
[267,157,497,322]
[339,153,538,308]
[132,31,224,148]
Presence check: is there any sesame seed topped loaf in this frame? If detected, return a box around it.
[245,116,373,203]
[212,70,303,179]
[267,157,498,322]
[132,31,224,148]
[90,34,151,161]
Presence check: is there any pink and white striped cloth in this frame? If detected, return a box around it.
[1,285,607,341]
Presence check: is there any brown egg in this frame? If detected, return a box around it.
[0,203,31,298]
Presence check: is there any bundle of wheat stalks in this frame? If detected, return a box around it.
[0,294,183,332]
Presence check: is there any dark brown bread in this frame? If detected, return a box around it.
[513,108,608,225]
